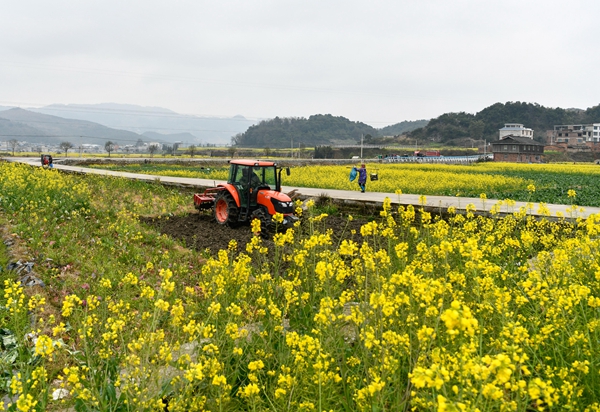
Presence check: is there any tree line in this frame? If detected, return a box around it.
[231,114,380,148]
[231,102,600,149]
[408,101,600,143]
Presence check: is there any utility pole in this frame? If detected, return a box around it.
[360,134,363,160]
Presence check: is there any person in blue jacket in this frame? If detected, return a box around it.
[357,164,367,193]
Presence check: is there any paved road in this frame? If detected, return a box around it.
[5,157,599,219]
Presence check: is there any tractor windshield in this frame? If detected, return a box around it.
[252,166,276,189]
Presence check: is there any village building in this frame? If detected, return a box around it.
[498,123,534,139]
[492,123,544,163]
[545,123,600,152]
[80,143,102,153]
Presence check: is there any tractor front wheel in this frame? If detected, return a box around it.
[214,192,239,225]
[251,207,273,238]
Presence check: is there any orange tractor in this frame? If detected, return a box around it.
[193,160,298,232]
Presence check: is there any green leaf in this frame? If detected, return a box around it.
[0,329,17,350]
[0,348,18,365]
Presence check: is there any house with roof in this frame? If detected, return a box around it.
[491,123,544,163]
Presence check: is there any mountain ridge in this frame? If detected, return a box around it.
[31,103,256,145]
[0,108,144,146]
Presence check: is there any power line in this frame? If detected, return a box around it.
[0,61,425,126]
[26,104,262,123]
[0,134,168,144]
[1,60,406,100]
[0,117,243,134]
[6,102,414,127]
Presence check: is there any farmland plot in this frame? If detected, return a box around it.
[87,161,600,207]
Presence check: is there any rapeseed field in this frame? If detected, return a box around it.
[1,161,600,411]
[89,161,600,207]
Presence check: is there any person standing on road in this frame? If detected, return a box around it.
[357,164,367,193]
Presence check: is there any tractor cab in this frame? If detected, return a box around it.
[229,161,279,208]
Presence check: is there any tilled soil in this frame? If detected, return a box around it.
[140,210,370,256]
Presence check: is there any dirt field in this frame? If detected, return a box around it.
[141,209,371,256]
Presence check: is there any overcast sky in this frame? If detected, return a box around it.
[1,0,599,128]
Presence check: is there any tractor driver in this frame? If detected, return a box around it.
[240,167,262,204]
[250,168,262,188]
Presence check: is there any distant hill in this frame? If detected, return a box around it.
[379,119,429,136]
[409,101,600,144]
[7,101,600,149]
[232,114,380,148]
[32,103,257,145]
[142,131,198,142]
[0,116,50,141]
[0,108,145,146]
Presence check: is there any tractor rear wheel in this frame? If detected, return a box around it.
[214,191,239,225]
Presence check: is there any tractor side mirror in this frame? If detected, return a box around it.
[286,167,290,176]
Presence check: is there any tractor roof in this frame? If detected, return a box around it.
[229,159,277,167]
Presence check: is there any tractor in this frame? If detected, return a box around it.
[41,154,53,168]
[193,160,298,233]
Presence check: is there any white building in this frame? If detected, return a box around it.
[80,144,102,153]
[592,124,600,142]
[499,123,534,140]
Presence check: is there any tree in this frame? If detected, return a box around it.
[8,139,18,156]
[469,120,485,140]
[188,145,196,158]
[227,146,236,158]
[59,141,74,157]
[299,143,307,158]
[105,141,115,157]
[136,139,145,148]
[148,144,159,157]
[314,146,334,159]
[234,114,379,148]
[264,147,272,157]
[231,134,242,146]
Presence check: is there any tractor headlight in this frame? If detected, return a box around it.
[272,199,294,214]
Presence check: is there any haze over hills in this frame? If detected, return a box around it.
[0,108,145,146]
[31,103,257,145]
[1,103,430,149]
[141,131,198,142]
